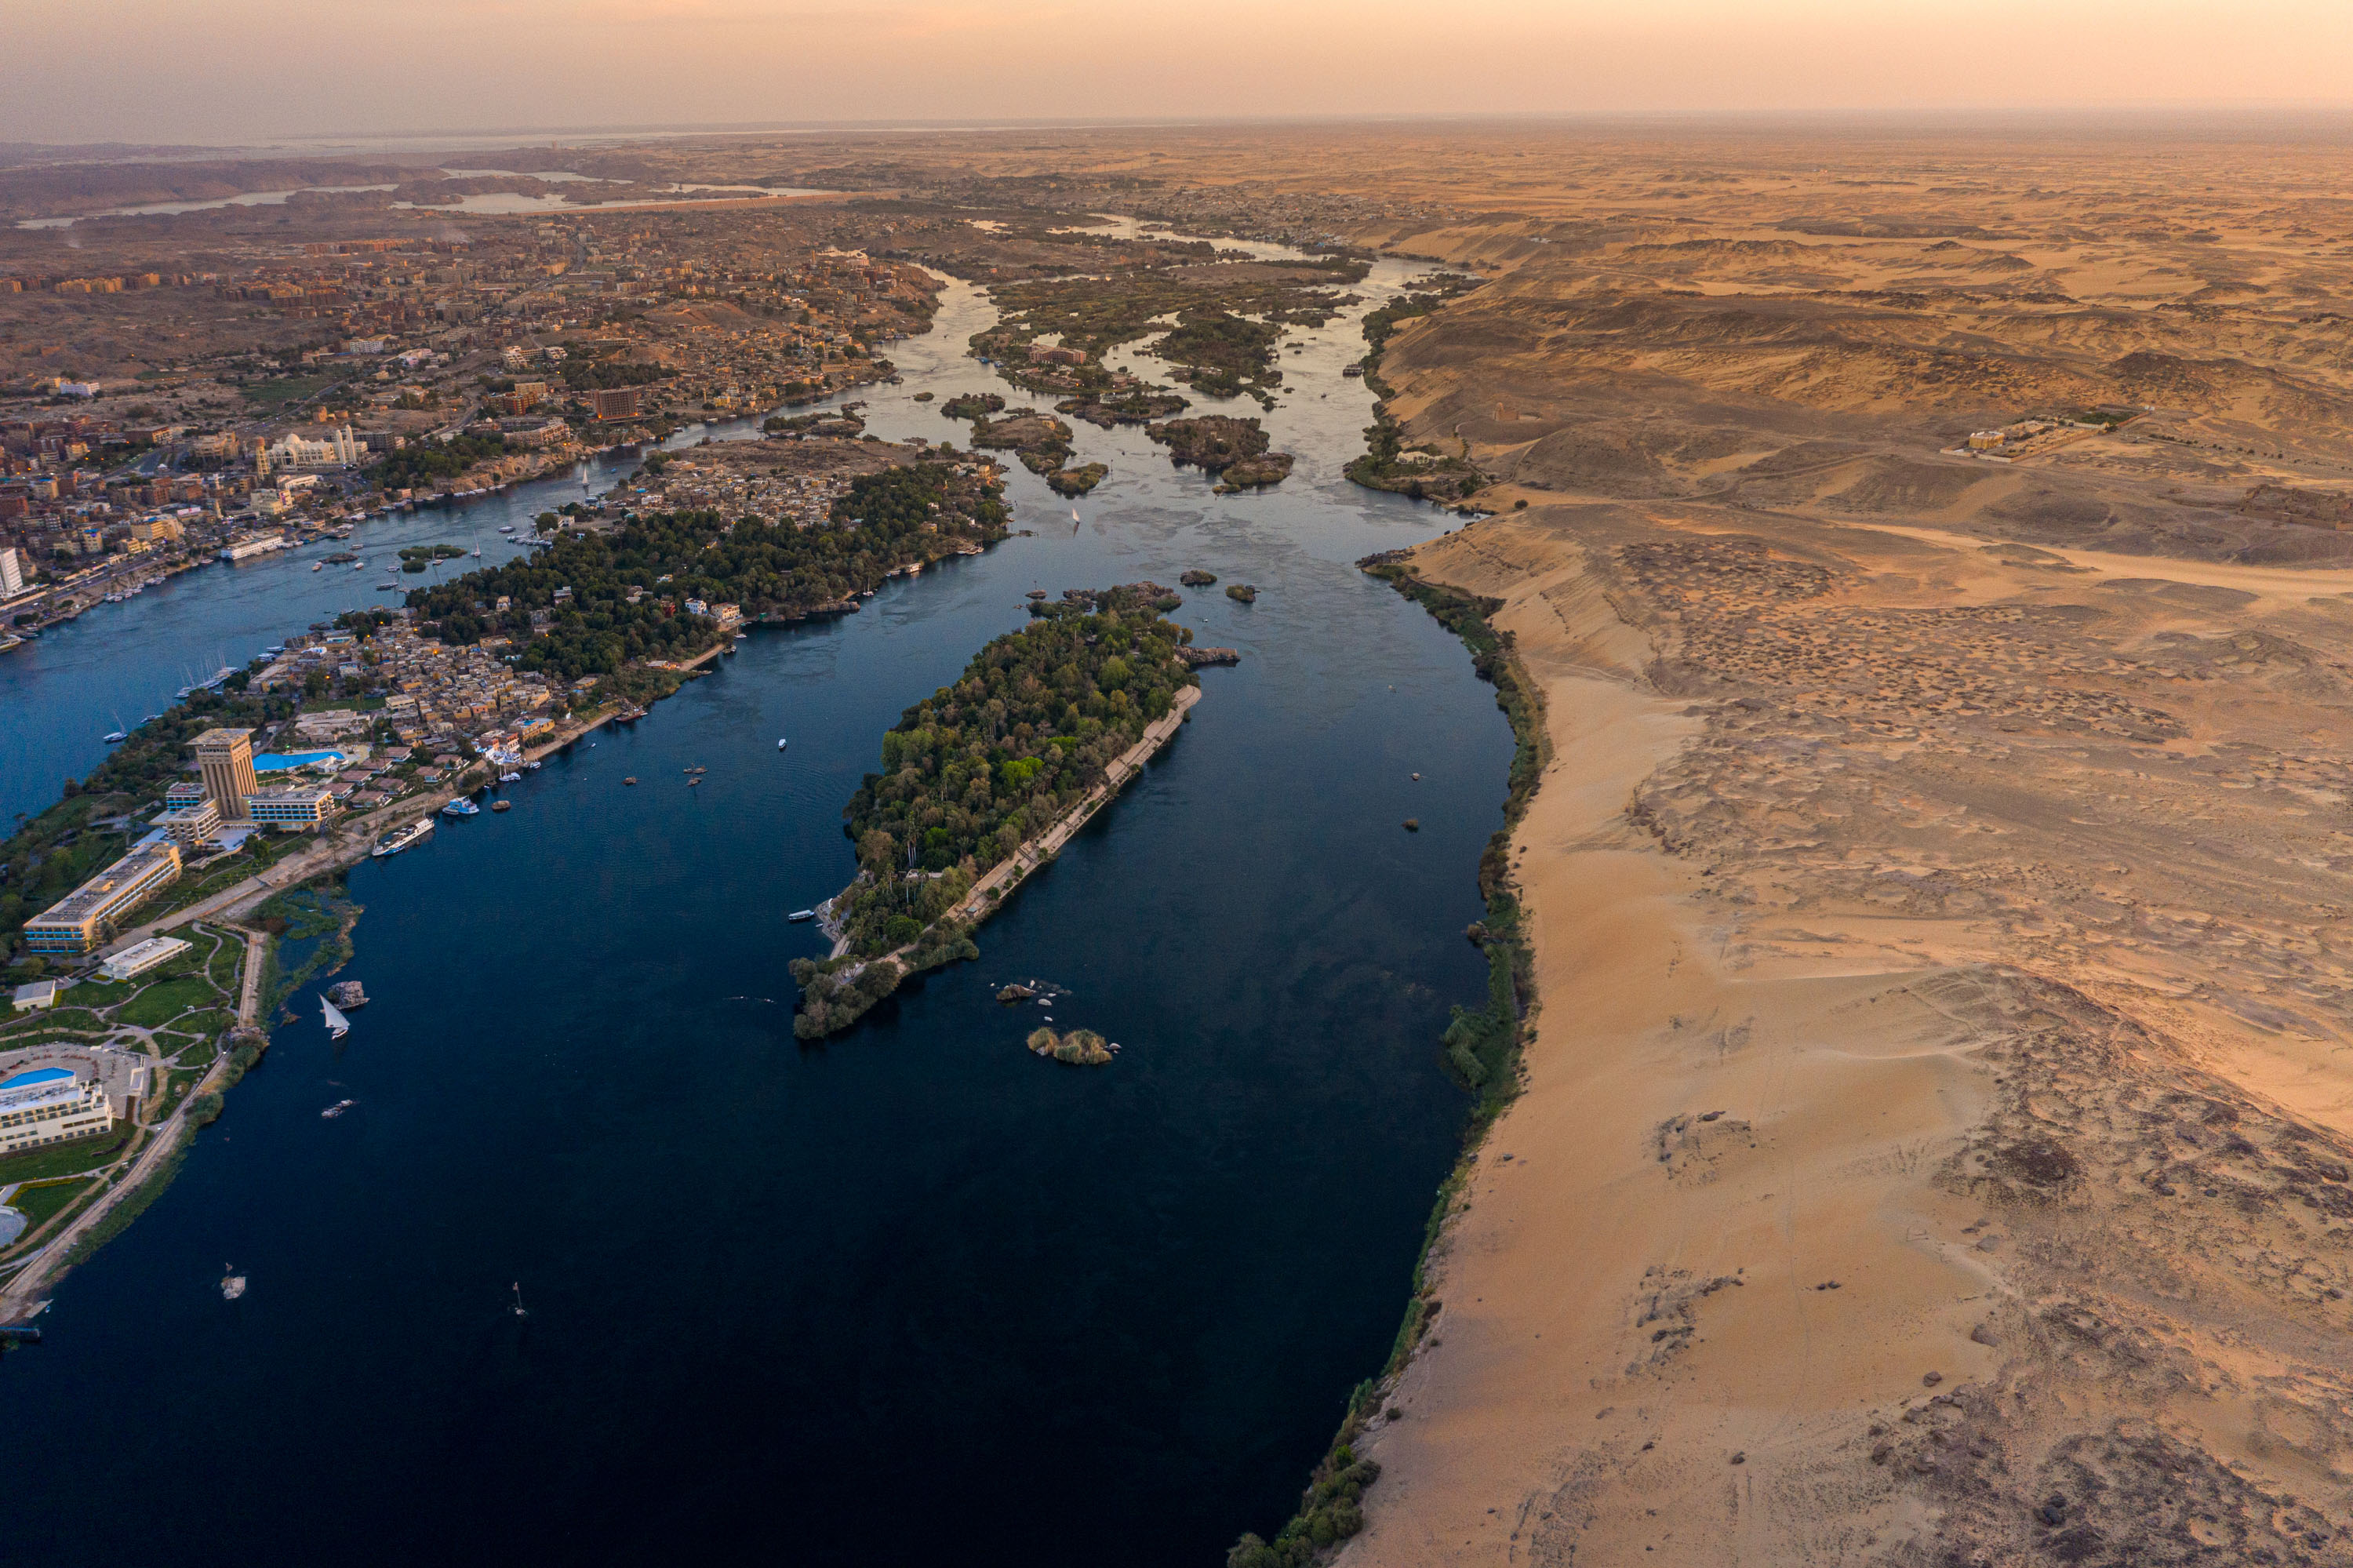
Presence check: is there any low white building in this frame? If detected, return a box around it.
[0,1066,113,1155]
[100,935,191,982]
[154,801,222,846]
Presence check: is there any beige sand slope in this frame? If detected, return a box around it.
[1340,500,2353,1566]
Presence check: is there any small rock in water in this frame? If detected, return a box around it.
[1402,818,1420,831]
[996,984,1037,1003]
[1411,773,1420,781]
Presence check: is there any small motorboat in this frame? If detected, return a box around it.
[221,1270,247,1301]
[103,729,128,744]
[492,799,512,813]
[321,1099,356,1119]
[623,776,637,786]
[527,760,542,771]
[777,737,787,750]
[313,562,323,572]
[688,777,701,788]
[440,797,479,817]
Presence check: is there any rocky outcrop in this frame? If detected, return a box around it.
[1046,462,1107,497]
[1215,453,1296,492]
[1145,415,1269,469]
[1056,391,1187,427]
[1179,569,1218,587]
[1027,1027,1115,1065]
[1176,646,1241,668]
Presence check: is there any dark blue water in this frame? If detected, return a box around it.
[4,248,1512,1566]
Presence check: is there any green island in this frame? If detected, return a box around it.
[791,586,1202,1040]
[409,457,1010,687]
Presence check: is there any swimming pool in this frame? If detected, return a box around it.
[253,751,347,773]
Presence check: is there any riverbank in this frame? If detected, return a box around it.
[0,922,270,1323]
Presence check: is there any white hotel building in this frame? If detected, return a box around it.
[0,1067,115,1155]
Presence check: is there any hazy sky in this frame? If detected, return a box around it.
[8,0,2352,145]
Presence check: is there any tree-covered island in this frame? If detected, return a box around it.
[405,453,1009,689]
[791,586,1202,1039]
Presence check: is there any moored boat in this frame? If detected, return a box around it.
[372,819,434,857]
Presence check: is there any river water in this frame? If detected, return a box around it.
[4,234,1512,1566]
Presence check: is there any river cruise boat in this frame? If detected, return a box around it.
[787,910,816,922]
[372,820,434,857]
[440,797,480,818]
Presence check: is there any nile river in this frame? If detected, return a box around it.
[2,233,1513,1566]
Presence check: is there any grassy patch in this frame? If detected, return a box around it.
[240,372,341,410]
[64,1126,184,1265]
[10,1176,93,1233]
[116,975,219,1028]
[0,1122,135,1185]
[0,1007,109,1039]
[63,977,133,1010]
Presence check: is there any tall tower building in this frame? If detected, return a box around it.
[191,729,260,821]
[0,546,23,596]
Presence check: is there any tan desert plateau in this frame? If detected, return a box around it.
[1284,123,2353,1567]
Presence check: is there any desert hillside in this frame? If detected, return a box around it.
[1304,126,2353,1567]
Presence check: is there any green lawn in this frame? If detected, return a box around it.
[205,932,247,993]
[173,1009,231,1041]
[63,978,133,1010]
[241,373,343,410]
[0,1124,134,1185]
[9,1177,93,1235]
[0,1007,108,1039]
[117,976,219,1028]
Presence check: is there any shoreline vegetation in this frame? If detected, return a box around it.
[791,584,1205,1040]
[1227,553,1548,1568]
[1345,277,1488,508]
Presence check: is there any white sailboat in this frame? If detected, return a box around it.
[321,995,351,1040]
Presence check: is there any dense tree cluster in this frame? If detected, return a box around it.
[405,460,1008,682]
[831,594,1197,955]
[369,432,510,491]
